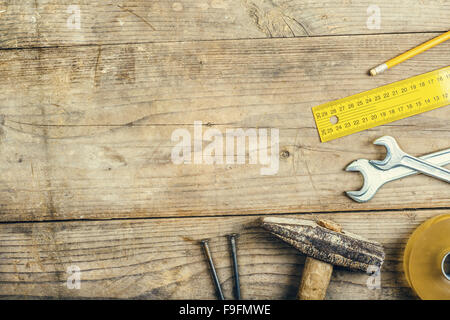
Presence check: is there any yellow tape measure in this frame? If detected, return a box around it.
[312,66,450,142]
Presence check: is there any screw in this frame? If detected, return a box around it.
[200,239,225,300]
[228,234,241,300]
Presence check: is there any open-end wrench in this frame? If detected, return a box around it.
[346,148,450,202]
[369,136,450,183]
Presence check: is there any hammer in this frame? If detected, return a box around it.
[261,217,385,300]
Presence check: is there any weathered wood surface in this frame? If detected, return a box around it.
[1,0,449,48]
[0,209,442,299]
[0,0,449,301]
[0,33,448,222]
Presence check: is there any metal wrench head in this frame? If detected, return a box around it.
[345,159,387,202]
[369,136,405,170]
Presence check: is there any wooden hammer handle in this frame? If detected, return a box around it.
[297,257,333,300]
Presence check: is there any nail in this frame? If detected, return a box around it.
[200,239,225,300]
[228,234,241,300]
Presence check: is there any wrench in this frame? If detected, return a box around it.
[346,148,450,202]
[369,136,450,183]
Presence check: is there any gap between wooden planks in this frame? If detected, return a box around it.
[0,0,449,49]
[0,209,444,299]
[0,33,448,222]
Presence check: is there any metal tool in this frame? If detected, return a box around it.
[261,217,385,300]
[200,239,225,300]
[227,234,241,300]
[346,148,450,202]
[370,136,450,183]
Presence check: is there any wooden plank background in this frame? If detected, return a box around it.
[0,0,449,47]
[0,0,449,299]
[0,33,448,221]
[0,210,442,299]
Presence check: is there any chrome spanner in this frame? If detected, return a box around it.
[346,148,450,202]
[369,136,450,183]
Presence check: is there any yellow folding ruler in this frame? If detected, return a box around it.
[312,66,450,142]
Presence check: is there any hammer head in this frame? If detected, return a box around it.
[261,217,385,272]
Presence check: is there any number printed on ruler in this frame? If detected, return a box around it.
[312,66,450,142]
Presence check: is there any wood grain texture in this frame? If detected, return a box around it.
[0,33,448,221]
[0,209,443,299]
[0,0,449,48]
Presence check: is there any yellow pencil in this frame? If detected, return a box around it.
[370,30,450,76]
